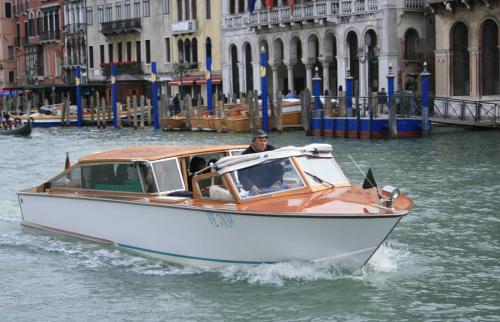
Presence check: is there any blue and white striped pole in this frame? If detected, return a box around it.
[421,61,430,136]
[261,46,268,132]
[76,65,82,128]
[206,56,213,115]
[111,64,118,128]
[151,61,159,129]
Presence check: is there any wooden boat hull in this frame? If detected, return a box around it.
[161,117,186,130]
[190,117,215,131]
[18,192,402,268]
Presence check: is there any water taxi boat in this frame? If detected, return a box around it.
[18,144,413,268]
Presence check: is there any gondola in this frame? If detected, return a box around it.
[0,120,32,136]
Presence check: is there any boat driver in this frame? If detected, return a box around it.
[239,130,283,195]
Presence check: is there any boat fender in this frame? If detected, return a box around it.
[14,117,22,125]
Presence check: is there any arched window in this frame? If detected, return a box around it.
[404,29,420,60]
[229,0,235,14]
[451,22,470,96]
[192,38,198,63]
[481,19,499,95]
[177,39,184,62]
[347,31,359,96]
[184,39,191,62]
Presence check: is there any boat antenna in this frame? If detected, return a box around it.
[348,155,381,200]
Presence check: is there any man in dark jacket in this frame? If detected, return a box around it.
[240,130,282,194]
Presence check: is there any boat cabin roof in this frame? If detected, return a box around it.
[78,145,248,163]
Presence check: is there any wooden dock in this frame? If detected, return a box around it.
[429,117,499,129]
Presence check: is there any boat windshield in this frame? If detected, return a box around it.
[295,156,349,186]
[228,157,304,199]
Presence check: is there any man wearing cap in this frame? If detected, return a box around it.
[242,129,275,155]
[240,130,282,195]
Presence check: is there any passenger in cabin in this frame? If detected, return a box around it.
[239,130,282,195]
[188,157,206,191]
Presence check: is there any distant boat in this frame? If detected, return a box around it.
[14,104,150,127]
[18,144,413,268]
[0,120,32,136]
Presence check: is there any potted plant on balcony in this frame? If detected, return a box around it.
[101,61,142,76]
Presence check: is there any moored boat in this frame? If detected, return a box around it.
[18,144,413,268]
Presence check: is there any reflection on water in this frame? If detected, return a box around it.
[1,127,500,320]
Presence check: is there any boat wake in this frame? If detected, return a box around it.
[217,244,411,286]
[1,227,410,285]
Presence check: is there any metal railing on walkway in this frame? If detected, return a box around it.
[432,97,500,127]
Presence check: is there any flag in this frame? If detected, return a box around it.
[362,168,377,189]
[249,0,256,13]
[289,0,295,14]
[265,0,273,11]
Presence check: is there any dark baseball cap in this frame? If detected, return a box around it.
[253,129,268,139]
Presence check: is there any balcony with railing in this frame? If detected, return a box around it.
[64,23,87,35]
[100,61,143,76]
[172,20,198,35]
[402,0,426,10]
[39,30,61,43]
[101,18,141,36]
[225,0,396,30]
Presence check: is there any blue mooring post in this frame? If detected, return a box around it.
[76,65,82,128]
[261,46,269,132]
[111,64,118,128]
[387,63,395,116]
[313,67,322,135]
[345,69,353,117]
[206,56,213,115]
[151,62,159,129]
[421,62,430,137]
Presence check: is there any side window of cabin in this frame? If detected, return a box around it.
[51,167,82,188]
[152,158,184,193]
[81,164,142,192]
[195,174,233,202]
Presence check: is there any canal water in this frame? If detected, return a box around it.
[1,127,499,321]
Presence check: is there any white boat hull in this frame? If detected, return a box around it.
[18,193,403,268]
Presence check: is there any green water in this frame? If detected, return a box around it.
[1,127,499,321]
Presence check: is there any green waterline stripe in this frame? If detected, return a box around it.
[116,243,277,265]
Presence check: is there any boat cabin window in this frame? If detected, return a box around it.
[81,163,142,192]
[229,158,305,199]
[150,158,185,194]
[51,167,82,189]
[295,156,349,186]
[195,173,234,202]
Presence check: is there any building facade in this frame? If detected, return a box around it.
[170,0,222,101]
[430,0,499,98]
[0,1,18,89]
[222,0,435,98]
[86,0,175,100]
[1,0,65,101]
[63,0,87,86]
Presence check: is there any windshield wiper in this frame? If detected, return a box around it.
[304,171,335,188]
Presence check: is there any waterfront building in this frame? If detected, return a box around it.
[1,0,65,102]
[221,0,435,98]
[429,0,499,99]
[0,1,18,89]
[86,0,174,101]
[63,0,87,86]
[169,0,222,102]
